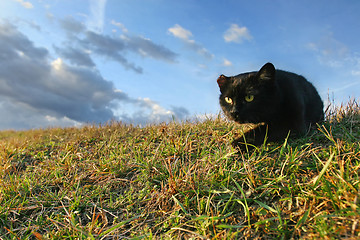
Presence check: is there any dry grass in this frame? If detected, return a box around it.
[0,100,359,239]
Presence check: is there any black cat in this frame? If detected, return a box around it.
[217,62,324,149]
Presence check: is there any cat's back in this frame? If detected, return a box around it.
[275,70,324,123]
[276,70,312,94]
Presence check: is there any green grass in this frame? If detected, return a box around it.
[1,100,359,239]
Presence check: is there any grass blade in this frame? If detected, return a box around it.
[254,200,277,213]
[99,215,141,237]
[232,179,251,227]
[295,208,310,229]
[313,152,335,187]
[172,195,189,215]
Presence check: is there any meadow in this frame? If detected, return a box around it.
[0,100,359,239]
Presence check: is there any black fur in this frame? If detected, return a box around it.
[217,62,324,148]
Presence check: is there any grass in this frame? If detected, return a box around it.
[0,100,359,239]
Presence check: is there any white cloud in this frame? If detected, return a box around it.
[307,32,350,68]
[222,58,233,67]
[111,20,128,33]
[168,24,193,40]
[224,24,252,43]
[51,58,63,71]
[117,98,189,126]
[351,70,360,76]
[307,31,360,97]
[87,0,107,33]
[168,24,214,59]
[14,0,34,9]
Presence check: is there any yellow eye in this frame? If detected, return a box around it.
[245,95,254,102]
[224,97,233,104]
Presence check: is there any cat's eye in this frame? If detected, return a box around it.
[224,97,233,104]
[245,95,254,102]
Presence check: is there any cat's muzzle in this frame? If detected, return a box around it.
[230,110,241,121]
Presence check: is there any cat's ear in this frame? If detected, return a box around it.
[257,62,275,84]
[217,74,231,93]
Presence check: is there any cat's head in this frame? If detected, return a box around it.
[217,62,279,124]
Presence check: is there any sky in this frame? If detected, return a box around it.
[0,0,360,130]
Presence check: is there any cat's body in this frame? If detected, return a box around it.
[217,62,324,148]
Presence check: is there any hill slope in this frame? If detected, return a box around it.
[1,101,360,239]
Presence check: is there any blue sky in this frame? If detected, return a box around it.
[0,0,360,129]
